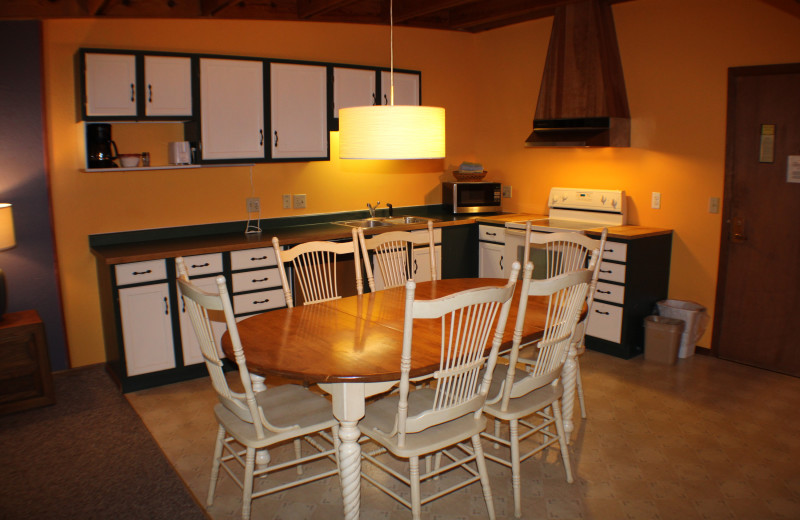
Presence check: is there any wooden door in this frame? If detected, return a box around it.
[713,63,800,377]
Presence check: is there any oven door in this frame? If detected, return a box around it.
[504,228,560,280]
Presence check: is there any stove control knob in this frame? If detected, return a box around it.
[561,194,568,202]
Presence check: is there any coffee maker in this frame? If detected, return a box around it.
[86,123,119,168]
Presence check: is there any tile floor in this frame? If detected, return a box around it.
[127,350,800,519]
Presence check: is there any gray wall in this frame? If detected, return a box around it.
[0,20,68,370]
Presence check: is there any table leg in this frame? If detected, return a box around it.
[561,340,578,444]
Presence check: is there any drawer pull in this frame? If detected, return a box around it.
[253,298,270,305]
[250,255,268,261]
[252,277,269,283]
[599,268,613,274]
[594,309,610,315]
[486,231,497,236]
[604,248,614,253]
[597,289,611,294]
[191,262,210,268]
[132,269,152,276]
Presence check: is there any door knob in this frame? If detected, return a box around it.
[731,217,747,242]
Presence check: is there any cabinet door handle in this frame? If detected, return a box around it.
[163,296,169,315]
[372,92,377,105]
[148,84,152,103]
[253,298,270,305]
[190,262,210,268]
[413,259,418,275]
[131,269,152,276]
[259,129,264,146]
[252,277,269,283]
[499,256,503,270]
[384,93,388,105]
[250,255,268,261]
[130,83,135,102]
[274,130,278,147]
[594,309,610,315]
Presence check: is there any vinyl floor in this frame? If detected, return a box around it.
[127,350,800,519]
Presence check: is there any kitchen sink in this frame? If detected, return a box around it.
[334,216,438,228]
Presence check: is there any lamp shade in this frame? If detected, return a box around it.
[339,105,446,160]
[0,204,16,251]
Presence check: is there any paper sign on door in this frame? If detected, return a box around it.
[788,155,800,183]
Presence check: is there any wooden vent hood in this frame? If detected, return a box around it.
[526,0,630,147]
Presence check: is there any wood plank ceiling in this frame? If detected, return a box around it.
[1,0,798,32]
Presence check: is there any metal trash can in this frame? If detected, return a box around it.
[644,316,685,364]
[656,300,710,358]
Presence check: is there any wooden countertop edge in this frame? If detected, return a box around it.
[90,214,672,265]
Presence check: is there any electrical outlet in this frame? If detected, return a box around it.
[651,191,661,209]
[246,197,260,213]
[709,197,721,214]
[282,194,291,209]
[293,194,306,209]
[502,185,512,198]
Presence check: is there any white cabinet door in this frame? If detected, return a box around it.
[144,55,192,117]
[479,242,505,278]
[333,67,376,118]
[84,53,137,117]
[178,276,227,366]
[118,283,176,376]
[270,62,328,159]
[412,245,442,283]
[380,71,420,106]
[200,58,265,160]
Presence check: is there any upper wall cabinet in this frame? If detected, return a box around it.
[199,57,266,161]
[379,71,421,106]
[80,50,193,121]
[331,66,377,130]
[269,62,328,160]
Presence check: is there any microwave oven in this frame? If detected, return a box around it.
[442,182,502,214]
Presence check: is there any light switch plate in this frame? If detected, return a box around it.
[293,194,306,209]
[708,197,720,214]
[651,192,661,209]
[502,186,512,198]
[282,194,291,209]
[246,197,260,213]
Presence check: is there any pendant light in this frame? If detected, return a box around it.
[338,0,445,160]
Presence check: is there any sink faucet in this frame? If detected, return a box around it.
[367,201,381,218]
[387,203,393,217]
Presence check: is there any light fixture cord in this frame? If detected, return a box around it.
[390,0,394,106]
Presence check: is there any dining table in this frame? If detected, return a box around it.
[221,277,569,520]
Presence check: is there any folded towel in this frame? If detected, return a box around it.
[458,162,483,172]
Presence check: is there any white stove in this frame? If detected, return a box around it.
[504,187,627,275]
[506,187,627,233]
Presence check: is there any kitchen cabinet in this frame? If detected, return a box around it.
[269,62,329,160]
[379,71,420,105]
[115,260,176,377]
[199,57,266,161]
[143,55,193,117]
[230,247,286,315]
[81,51,193,120]
[83,52,137,118]
[176,253,226,365]
[478,224,505,278]
[584,233,672,359]
[333,66,376,120]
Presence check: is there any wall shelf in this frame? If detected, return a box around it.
[84,163,254,172]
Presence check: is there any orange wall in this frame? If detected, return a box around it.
[42,0,800,366]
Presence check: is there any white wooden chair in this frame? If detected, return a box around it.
[358,262,521,520]
[481,262,592,518]
[272,227,363,307]
[522,222,608,418]
[357,220,437,292]
[175,257,339,520]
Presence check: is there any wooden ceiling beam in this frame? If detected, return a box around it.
[447,0,571,30]
[297,0,359,19]
[392,0,477,23]
[83,0,112,16]
[200,0,238,17]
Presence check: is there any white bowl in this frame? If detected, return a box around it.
[119,154,140,168]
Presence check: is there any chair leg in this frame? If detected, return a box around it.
[294,438,304,475]
[576,358,587,419]
[207,424,226,507]
[409,455,422,520]
[242,447,256,520]
[471,434,496,520]
[552,400,574,483]
[510,419,522,518]
[493,418,501,449]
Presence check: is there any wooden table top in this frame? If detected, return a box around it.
[223,278,551,384]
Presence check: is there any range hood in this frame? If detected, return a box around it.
[526,0,630,147]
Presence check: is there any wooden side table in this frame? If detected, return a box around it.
[0,310,55,415]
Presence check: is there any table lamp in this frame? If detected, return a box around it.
[0,203,16,319]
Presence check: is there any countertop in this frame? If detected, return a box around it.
[90,210,672,265]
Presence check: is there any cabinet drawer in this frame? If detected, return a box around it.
[597,261,626,284]
[586,301,623,344]
[601,241,627,262]
[593,281,624,304]
[180,253,223,277]
[232,268,282,293]
[233,288,286,315]
[411,227,442,243]
[115,259,167,286]
[479,225,504,243]
[231,247,277,271]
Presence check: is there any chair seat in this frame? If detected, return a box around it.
[215,384,336,447]
[360,388,487,458]
[483,365,563,420]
